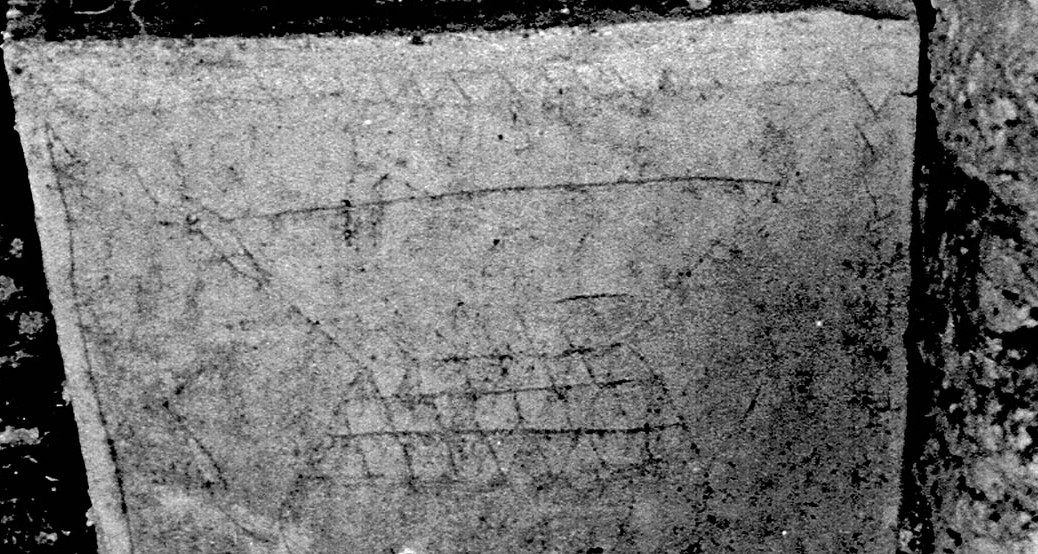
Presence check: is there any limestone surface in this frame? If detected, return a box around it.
[7,11,916,553]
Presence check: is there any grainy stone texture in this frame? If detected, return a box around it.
[7,11,915,554]
[898,0,1038,553]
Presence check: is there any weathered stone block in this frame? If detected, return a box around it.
[7,11,916,553]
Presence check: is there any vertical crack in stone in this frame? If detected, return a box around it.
[896,4,943,549]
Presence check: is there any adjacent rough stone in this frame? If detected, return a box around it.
[899,1,1038,553]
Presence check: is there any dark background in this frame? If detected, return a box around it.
[6,0,911,40]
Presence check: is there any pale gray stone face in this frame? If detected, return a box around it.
[8,11,915,554]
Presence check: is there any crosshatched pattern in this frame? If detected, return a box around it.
[9,12,915,554]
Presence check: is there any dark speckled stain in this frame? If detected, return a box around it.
[0,48,98,553]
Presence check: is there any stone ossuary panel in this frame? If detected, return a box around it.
[6,11,916,554]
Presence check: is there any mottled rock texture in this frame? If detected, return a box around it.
[7,12,915,553]
[897,0,1038,553]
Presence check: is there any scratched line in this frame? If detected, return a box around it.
[320,457,691,490]
[327,422,684,439]
[32,72,834,116]
[391,377,645,401]
[434,342,626,365]
[238,174,779,221]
